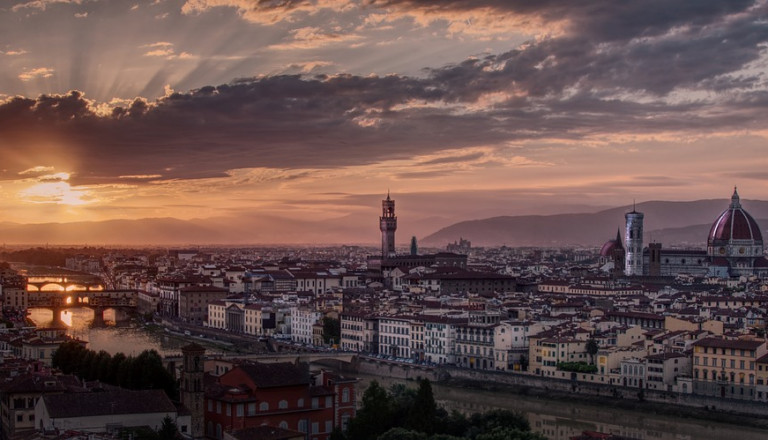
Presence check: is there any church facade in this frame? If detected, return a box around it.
[601,188,768,279]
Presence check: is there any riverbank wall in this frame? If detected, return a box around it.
[348,357,768,424]
[443,367,768,421]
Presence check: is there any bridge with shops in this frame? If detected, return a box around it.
[27,290,138,325]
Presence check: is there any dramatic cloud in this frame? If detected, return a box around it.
[1,0,767,232]
[18,67,55,81]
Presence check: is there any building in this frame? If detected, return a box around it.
[455,323,495,370]
[645,352,691,392]
[340,313,378,353]
[204,362,351,440]
[180,343,206,439]
[179,286,230,325]
[380,192,397,258]
[378,316,412,358]
[423,315,466,364]
[692,337,766,400]
[609,188,768,278]
[35,389,179,434]
[624,207,644,276]
[291,307,323,344]
[0,374,81,439]
[706,187,767,277]
[155,275,212,317]
[599,229,625,279]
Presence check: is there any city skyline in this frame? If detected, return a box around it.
[1,1,767,243]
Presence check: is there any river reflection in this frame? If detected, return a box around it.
[356,375,768,440]
[27,307,187,356]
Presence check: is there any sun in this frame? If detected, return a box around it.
[19,172,94,206]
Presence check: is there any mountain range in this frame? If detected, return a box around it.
[421,199,768,248]
[0,198,766,248]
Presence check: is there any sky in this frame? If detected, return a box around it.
[1,0,768,243]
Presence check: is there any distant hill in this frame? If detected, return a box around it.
[2,198,767,247]
[420,199,768,248]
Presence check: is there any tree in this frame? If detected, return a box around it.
[475,427,547,440]
[586,338,599,365]
[378,428,427,440]
[158,415,177,440]
[406,379,437,434]
[322,317,341,345]
[345,381,394,440]
[470,409,530,433]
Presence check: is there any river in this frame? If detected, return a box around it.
[28,307,188,356]
[28,307,768,440]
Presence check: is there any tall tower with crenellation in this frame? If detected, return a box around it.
[380,191,397,258]
[624,204,644,276]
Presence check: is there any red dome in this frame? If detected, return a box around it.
[708,189,763,244]
[600,229,624,256]
[600,240,622,256]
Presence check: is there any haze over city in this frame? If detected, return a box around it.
[1,0,768,243]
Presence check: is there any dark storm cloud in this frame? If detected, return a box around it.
[0,1,766,184]
[373,0,757,41]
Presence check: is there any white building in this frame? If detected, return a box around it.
[493,321,542,371]
[291,307,323,344]
[378,316,412,358]
[423,316,465,364]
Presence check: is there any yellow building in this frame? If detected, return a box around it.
[692,337,766,400]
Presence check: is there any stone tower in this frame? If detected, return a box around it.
[380,192,397,258]
[625,205,644,276]
[180,343,206,439]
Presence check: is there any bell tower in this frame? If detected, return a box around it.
[180,343,206,439]
[625,204,644,276]
[380,191,397,258]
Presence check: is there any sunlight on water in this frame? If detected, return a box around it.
[27,307,186,356]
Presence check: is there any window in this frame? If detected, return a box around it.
[312,397,319,409]
[279,400,288,409]
[312,422,319,434]
[342,388,350,403]
[260,402,269,411]
[279,421,288,429]
[297,398,304,408]
[236,404,244,417]
[248,402,256,416]
[326,396,332,407]
[216,401,222,414]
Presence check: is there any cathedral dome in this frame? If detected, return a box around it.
[708,188,763,244]
[600,240,622,257]
[600,229,624,256]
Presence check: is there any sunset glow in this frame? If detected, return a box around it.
[0,1,767,244]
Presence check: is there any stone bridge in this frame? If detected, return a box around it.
[25,272,104,292]
[27,290,137,325]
